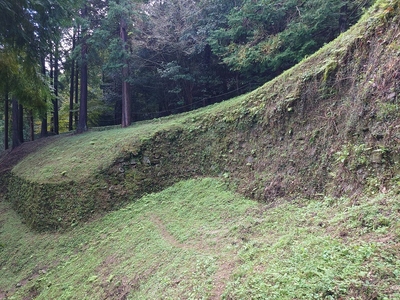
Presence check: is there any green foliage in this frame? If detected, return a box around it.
[223,194,400,299]
[377,101,400,121]
[0,0,77,138]
[7,0,400,229]
[208,0,373,83]
[0,49,49,114]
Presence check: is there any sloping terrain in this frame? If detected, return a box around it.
[1,178,400,299]
[1,0,400,299]
[2,0,400,231]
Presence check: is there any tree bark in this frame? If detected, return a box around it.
[339,3,348,33]
[4,90,9,150]
[183,81,194,111]
[12,97,21,149]
[69,30,76,131]
[75,59,79,129]
[120,17,131,128]
[74,26,80,129]
[49,52,54,133]
[53,45,59,134]
[77,42,88,133]
[18,103,24,143]
[29,110,34,141]
[40,56,48,137]
[77,6,88,133]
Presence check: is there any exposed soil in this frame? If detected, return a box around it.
[0,291,7,300]
[210,260,237,300]
[0,265,49,300]
[150,215,190,250]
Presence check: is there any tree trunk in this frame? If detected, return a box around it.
[339,3,348,33]
[74,26,80,129]
[183,81,194,111]
[69,61,75,131]
[40,56,48,137]
[18,103,24,143]
[49,52,54,133]
[53,45,59,134]
[69,30,76,131]
[77,6,88,133]
[77,41,88,133]
[75,59,79,129]
[120,17,131,128]
[4,90,9,150]
[29,110,34,141]
[12,98,21,149]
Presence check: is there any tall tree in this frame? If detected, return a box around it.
[98,0,139,127]
[0,0,74,144]
[11,97,21,149]
[75,0,109,132]
[0,50,18,150]
[120,14,131,127]
[128,0,226,115]
[69,29,77,131]
[53,44,60,135]
[77,4,89,133]
[4,90,9,150]
[40,56,48,137]
[0,49,47,149]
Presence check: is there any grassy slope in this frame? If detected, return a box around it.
[1,178,400,299]
[11,96,245,184]
[8,0,400,200]
[2,0,400,298]
[4,0,400,230]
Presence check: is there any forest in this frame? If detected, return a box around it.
[0,0,372,150]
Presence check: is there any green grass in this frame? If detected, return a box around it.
[12,95,247,184]
[1,178,400,299]
[3,1,400,298]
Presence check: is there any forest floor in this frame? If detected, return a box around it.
[0,135,62,174]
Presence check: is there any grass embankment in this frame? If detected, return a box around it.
[1,178,399,299]
[4,96,250,230]
[4,0,400,231]
[12,96,244,184]
[1,1,400,297]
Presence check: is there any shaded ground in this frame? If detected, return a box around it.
[0,136,62,174]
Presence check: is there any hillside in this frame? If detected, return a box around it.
[1,0,400,298]
[1,178,400,299]
[2,0,400,231]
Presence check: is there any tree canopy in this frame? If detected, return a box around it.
[208,0,373,84]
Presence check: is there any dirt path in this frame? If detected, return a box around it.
[149,214,236,299]
[150,215,191,250]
